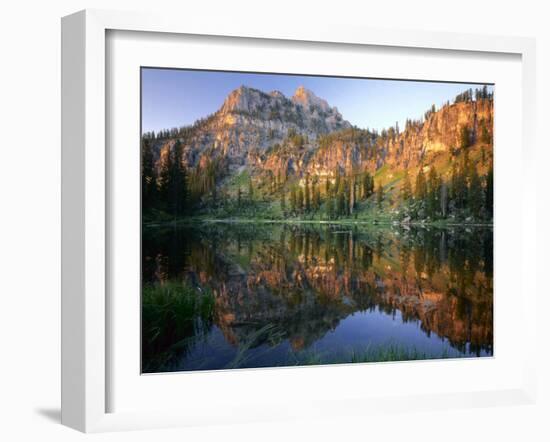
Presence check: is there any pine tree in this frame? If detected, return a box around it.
[297,187,304,213]
[157,145,173,212]
[313,181,321,211]
[369,174,375,197]
[304,174,311,212]
[326,195,335,220]
[290,186,297,214]
[325,177,331,195]
[480,122,491,145]
[427,167,440,218]
[415,168,427,201]
[468,166,483,218]
[170,140,188,217]
[248,176,254,201]
[450,162,458,200]
[485,168,493,219]
[453,160,468,210]
[344,178,351,216]
[349,177,355,214]
[362,172,370,199]
[337,180,346,217]
[401,169,413,202]
[269,171,275,193]
[460,125,470,149]
[376,182,384,209]
[440,181,448,218]
[141,138,157,211]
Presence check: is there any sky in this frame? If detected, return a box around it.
[141,68,493,134]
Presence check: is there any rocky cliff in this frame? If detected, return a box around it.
[301,99,493,180]
[148,85,493,194]
[153,85,351,172]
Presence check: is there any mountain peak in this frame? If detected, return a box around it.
[293,85,312,98]
[216,84,350,141]
[221,85,258,113]
[292,86,330,112]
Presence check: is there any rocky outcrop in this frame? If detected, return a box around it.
[151,85,493,188]
[384,99,494,169]
[153,85,351,172]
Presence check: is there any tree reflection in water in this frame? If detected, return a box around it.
[142,222,493,373]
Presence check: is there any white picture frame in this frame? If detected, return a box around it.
[61,9,538,433]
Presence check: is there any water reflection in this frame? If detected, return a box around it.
[142,223,493,373]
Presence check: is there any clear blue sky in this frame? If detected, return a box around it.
[141,68,493,134]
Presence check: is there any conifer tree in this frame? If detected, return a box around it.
[456,170,468,210]
[313,181,321,211]
[362,172,370,199]
[297,187,304,213]
[415,168,427,201]
[485,168,493,219]
[401,169,413,202]
[248,176,254,201]
[157,145,173,212]
[376,182,384,209]
[337,180,346,217]
[440,181,448,218]
[170,140,188,217]
[304,174,311,212]
[290,186,297,214]
[325,177,331,195]
[141,137,157,211]
[460,125,470,149]
[344,178,351,216]
[427,167,440,218]
[369,174,375,197]
[326,195,335,220]
[468,166,483,218]
[349,177,355,214]
[480,123,491,145]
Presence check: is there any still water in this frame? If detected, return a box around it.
[142,222,493,373]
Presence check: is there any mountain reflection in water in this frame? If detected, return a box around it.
[142,222,493,373]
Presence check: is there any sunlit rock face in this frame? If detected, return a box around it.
[298,99,494,179]
[151,85,351,171]
[383,99,494,169]
[291,85,331,113]
[149,85,493,199]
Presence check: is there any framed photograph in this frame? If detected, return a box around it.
[61,9,537,432]
[140,68,496,374]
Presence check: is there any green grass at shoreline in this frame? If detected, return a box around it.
[294,344,455,366]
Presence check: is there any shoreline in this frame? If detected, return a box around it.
[143,217,494,229]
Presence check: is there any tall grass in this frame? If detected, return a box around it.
[349,343,451,363]
[142,281,215,372]
[226,323,286,369]
[297,343,452,366]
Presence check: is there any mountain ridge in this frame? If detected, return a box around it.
[142,84,493,223]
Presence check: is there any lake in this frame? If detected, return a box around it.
[142,222,493,373]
